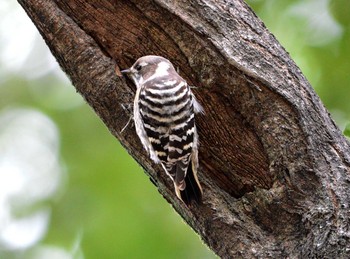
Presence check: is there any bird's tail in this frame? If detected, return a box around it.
[175,160,202,206]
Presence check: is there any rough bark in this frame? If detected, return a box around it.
[18,0,350,257]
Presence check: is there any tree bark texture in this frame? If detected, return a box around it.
[18,0,350,257]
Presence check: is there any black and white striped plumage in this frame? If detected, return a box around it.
[122,55,203,205]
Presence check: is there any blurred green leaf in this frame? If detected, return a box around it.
[343,123,350,138]
[329,0,350,27]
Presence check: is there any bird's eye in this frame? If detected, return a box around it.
[135,65,142,71]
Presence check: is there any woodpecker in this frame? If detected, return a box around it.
[121,55,203,205]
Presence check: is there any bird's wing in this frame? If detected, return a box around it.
[134,86,163,164]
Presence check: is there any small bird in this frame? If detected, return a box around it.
[121,55,203,205]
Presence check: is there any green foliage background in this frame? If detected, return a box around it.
[1,0,349,258]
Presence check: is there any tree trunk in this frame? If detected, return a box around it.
[18,0,350,257]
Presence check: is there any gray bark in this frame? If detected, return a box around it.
[18,0,350,257]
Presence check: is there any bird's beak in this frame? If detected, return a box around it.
[121,68,131,74]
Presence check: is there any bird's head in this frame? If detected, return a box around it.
[121,55,175,88]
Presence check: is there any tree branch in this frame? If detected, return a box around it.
[18,0,350,257]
